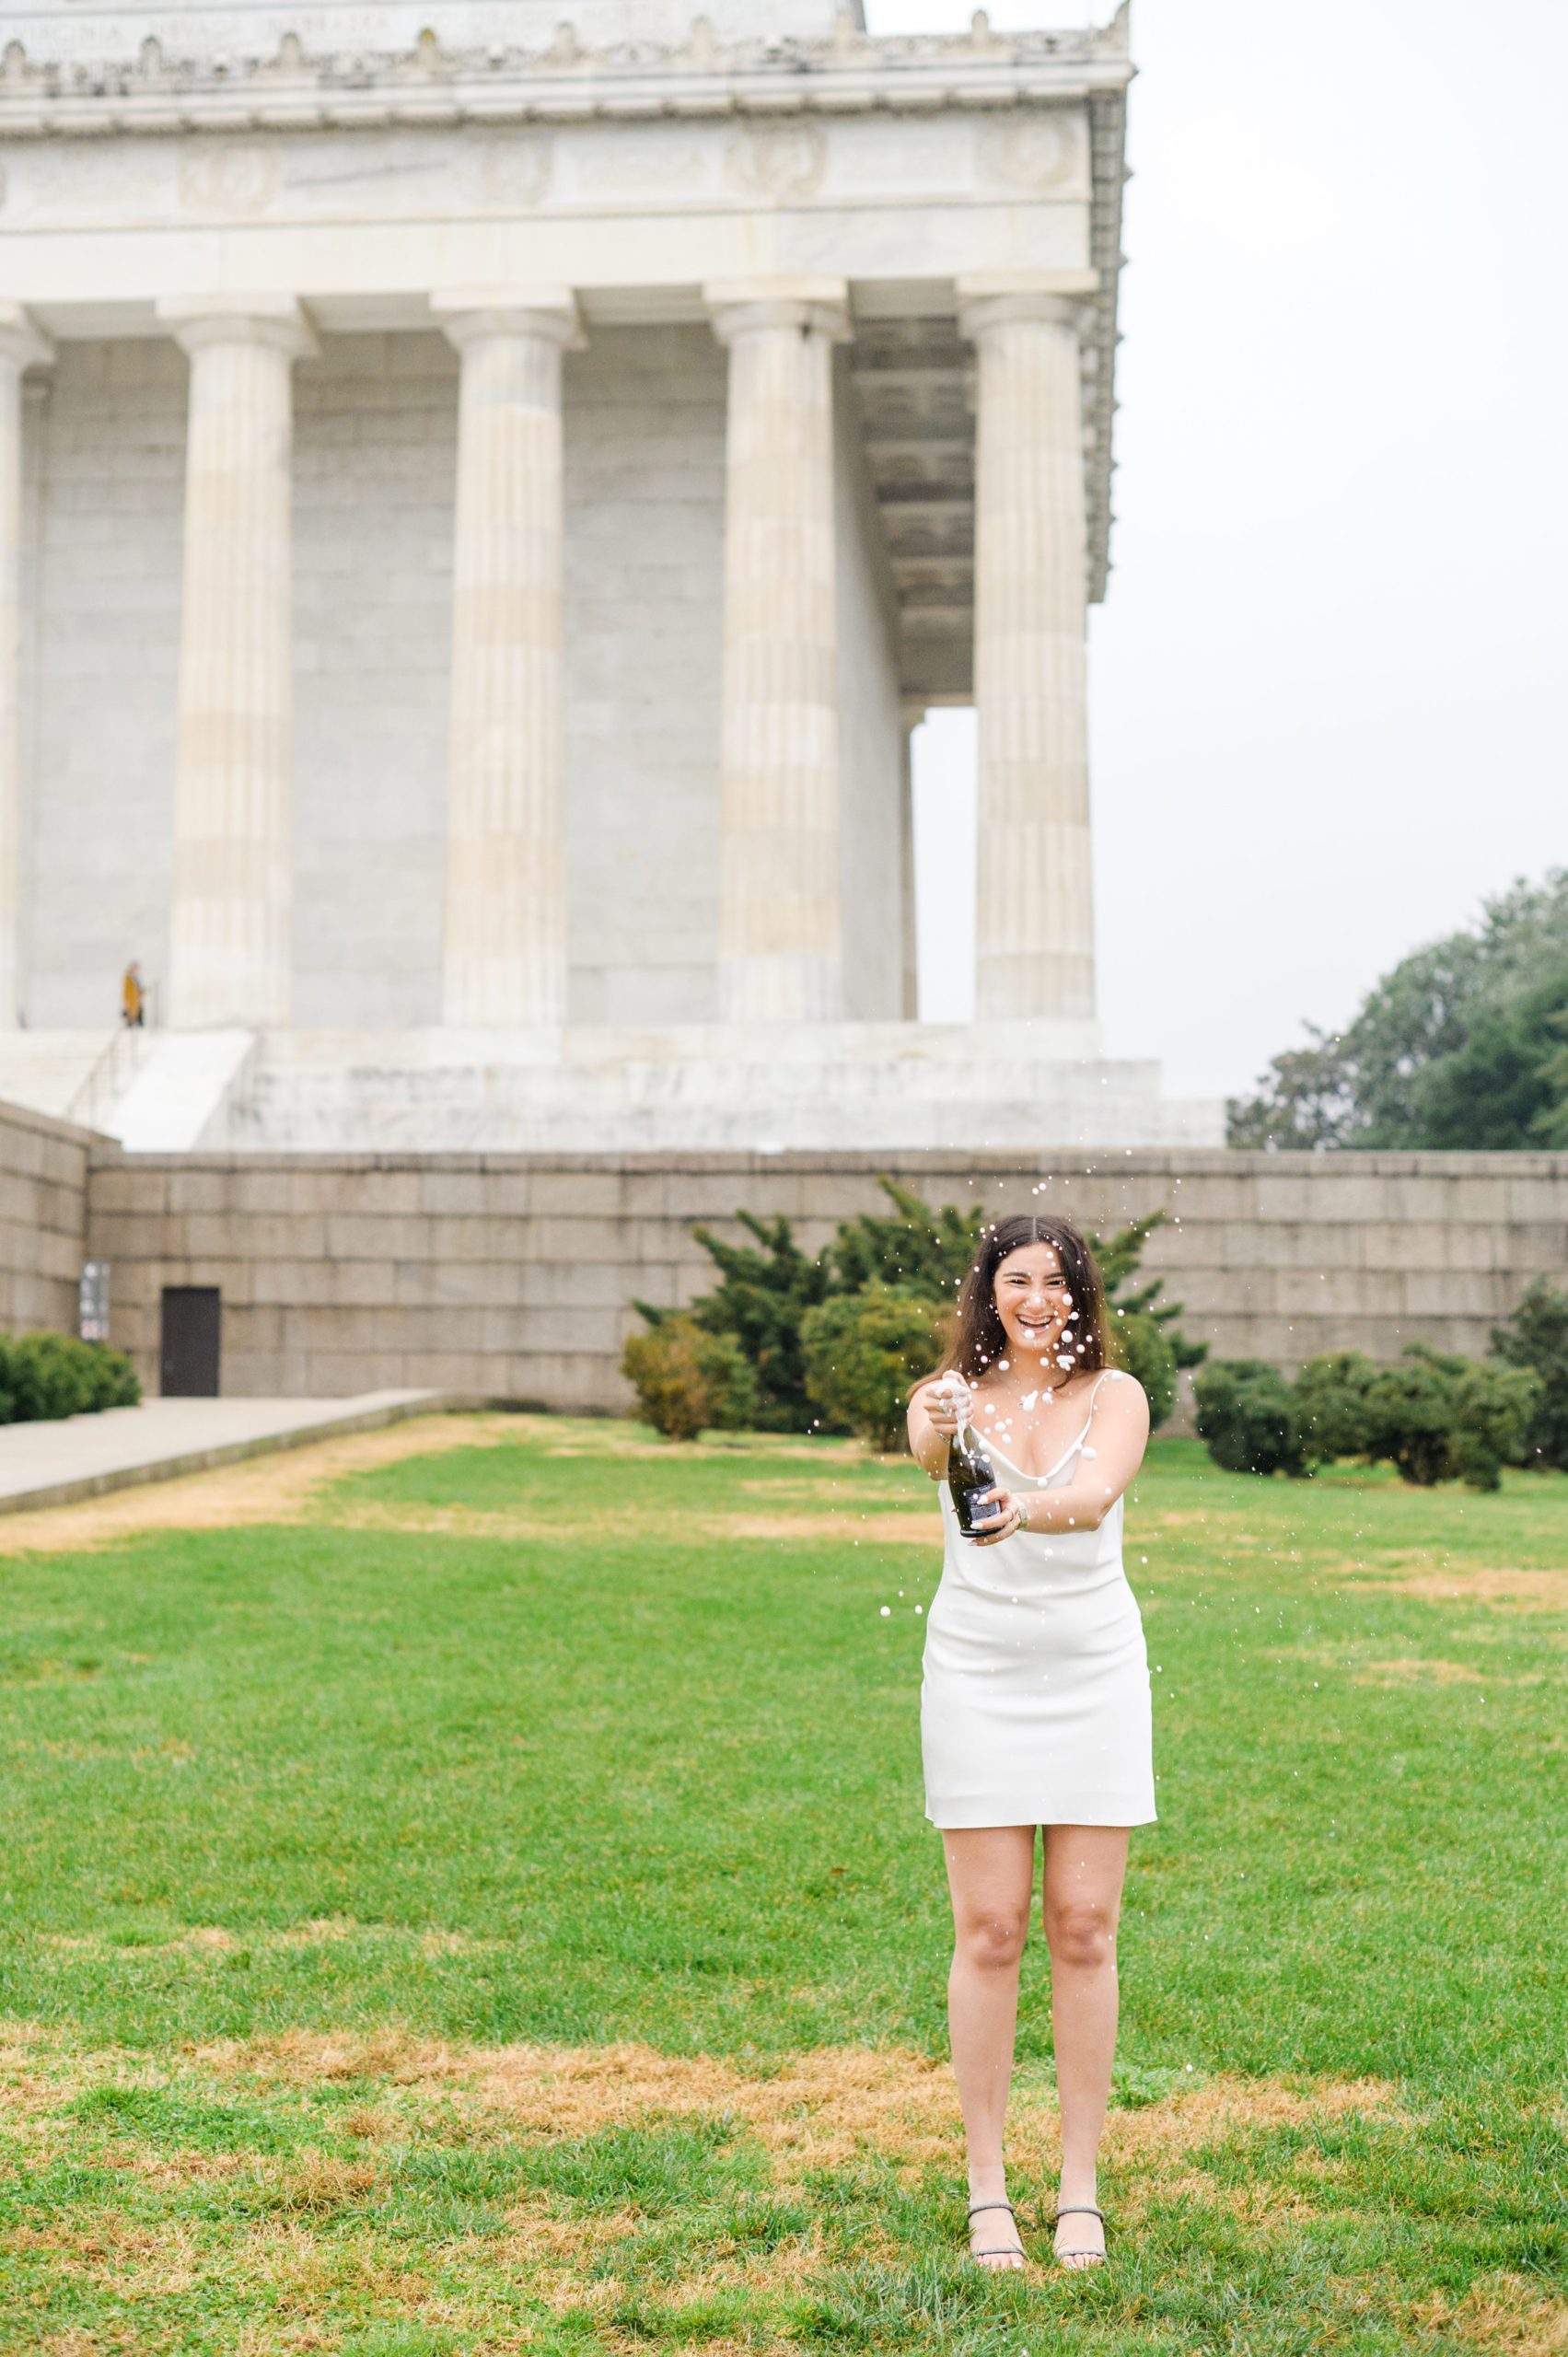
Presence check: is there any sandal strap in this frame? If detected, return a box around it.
[1052,2204,1104,2222]
[967,2200,1016,2220]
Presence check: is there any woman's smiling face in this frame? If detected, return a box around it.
[992,1240,1078,1366]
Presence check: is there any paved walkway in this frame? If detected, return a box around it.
[0,1392,453,1515]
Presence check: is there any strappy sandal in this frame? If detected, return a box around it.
[1051,2201,1107,2268]
[967,2198,1027,2270]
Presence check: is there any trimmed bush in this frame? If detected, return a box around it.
[1193,1359,1308,1479]
[0,1332,140,1425]
[1294,1351,1377,1468]
[800,1287,949,1455]
[1492,1278,1568,1471]
[621,1318,759,1444]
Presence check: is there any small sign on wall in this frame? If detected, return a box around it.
[79,1260,110,1343]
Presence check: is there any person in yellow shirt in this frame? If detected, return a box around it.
[122,961,145,1028]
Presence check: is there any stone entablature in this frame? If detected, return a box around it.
[0,10,1131,604]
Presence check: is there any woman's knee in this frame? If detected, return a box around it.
[1042,1898,1117,1971]
[955,1908,1029,1971]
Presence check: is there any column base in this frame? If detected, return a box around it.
[56,1022,1225,1153]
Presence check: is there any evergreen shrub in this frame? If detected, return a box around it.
[0,1332,140,1425]
[799,1287,949,1455]
[1193,1359,1308,1479]
[1195,1343,1540,1492]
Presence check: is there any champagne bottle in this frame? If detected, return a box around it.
[947,1413,1001,1539]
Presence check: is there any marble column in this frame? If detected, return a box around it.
[434,290,582,1028]
[900,698,925,1021]
[157,295,317,1029]
[958,279,1097,1024]
[705,277,851,1024]
[0,305,52,1032]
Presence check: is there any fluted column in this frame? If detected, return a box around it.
[157,295,317,1028]
[958,278,1097,1023]
[0,305,52,1031]
[900,698,924,1021]
[706,277,851,1024]
[434,290,581,1028]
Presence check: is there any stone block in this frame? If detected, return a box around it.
[82,1209,150,1260]
[84,1163,163,1215]
[1508,1222,1568,1270]
[1448,1177,1513,1220]
[227,1170,298,1215]
[429,1214,527,1263]
[166,1168,231,1214]
[418,1170,494,1216]
[0,1171,46,1225]
[288,1168,363,1214]
[1505,1175,1568,1221]
[1278,1268,1404,1318]
[515,1215,625,1264]
[526,1168,625,1215]
[1401,1272,1506,1319]
[468,1171,535,1214]
[390,1259,513,1309]
[180,1261,255,1306]
[324,1213,435,1262]
[517,1306,624,1354]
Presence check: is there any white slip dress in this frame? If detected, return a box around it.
[920,1376,1157,1830]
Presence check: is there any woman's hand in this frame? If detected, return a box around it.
[924,1373,974,1439]
[970,1486,1027,1546]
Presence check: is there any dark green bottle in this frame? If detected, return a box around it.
[947,1417,1001,1539]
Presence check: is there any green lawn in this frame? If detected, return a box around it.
[0,1418,1562,2353]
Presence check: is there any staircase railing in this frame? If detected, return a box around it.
[66,1017,154,1135]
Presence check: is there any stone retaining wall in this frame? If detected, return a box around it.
[0,1100,91,1337]
[83,1148,1568,1407]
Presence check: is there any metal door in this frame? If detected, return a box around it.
[159,1286,221,1397]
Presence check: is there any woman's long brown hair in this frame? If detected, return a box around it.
[936,1214,1110,1385]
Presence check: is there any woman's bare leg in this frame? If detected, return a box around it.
[941,1824,1037,2268]
[1041,1824,1131,2267]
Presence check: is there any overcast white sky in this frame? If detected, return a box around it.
[876,0,1568,1102]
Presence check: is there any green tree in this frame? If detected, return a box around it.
[1492,1278,1568,1471]
[1405,970,1568,1149]
[1228,868,1568,1149]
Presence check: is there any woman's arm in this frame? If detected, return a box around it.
[972,1372,1151,1546]
[907,1372,972,1480]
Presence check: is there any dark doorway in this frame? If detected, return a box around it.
[159,1287,221,1397]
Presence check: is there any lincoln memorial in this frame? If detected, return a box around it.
[0,0,1220,1152]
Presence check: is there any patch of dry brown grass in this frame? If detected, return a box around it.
[1349,1658,1485,1687]
[202,2031,1398,2198]
[0,1413,520,1557]
[0,2027,1414,2334]
[1369,1568,1568,1613]
[1413,2273,1568,2354]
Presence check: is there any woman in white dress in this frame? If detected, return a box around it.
[907,1214,1155,2274]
